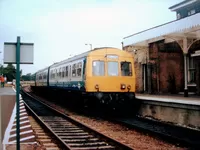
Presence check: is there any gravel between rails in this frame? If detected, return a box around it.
[23,87,187,150]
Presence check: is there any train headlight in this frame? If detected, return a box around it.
[127,85,131,90]
[121,84,126,89]
[95,84,99,89]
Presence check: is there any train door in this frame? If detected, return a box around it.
[82,58,86,81]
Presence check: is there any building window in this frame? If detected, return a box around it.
[189,57,196,83]
[92,61,105,76]
[177,13,181,19]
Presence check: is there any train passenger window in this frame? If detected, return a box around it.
[72,64,76,77]
[121,61,132,76]
[77,62,82,77]
[59,68,62,77]
[62,67,65,78]
[108,62,118,76]
[69,66,71,77]
[66,66,68,77]
[92,61,104,76]
[54,69,56,78]
[56,69,59,77]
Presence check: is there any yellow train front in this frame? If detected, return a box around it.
[84,47,136,108]
[34,47,136,109]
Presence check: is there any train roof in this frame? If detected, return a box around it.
[50,47,120,68]
[35,47,123,72]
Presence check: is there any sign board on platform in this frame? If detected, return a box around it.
[4,42,34,64]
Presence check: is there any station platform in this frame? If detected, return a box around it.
[0,87,36,150]
[135,93,200,130]
[136,93,200,106]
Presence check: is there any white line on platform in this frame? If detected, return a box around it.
[9,135,35,144]
[3,103,17,144]
[14,116,28,121]
[13,120,29,126]
[20,103,24,106]
[20,105,25,109]
[20,109,26,113]
[9,130,33,138]
[10,125,32,132]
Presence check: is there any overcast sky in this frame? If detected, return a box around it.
[0,0,183,75]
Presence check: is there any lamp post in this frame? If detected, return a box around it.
[85,43,92,50]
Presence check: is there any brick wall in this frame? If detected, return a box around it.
[125,41,185,94]
[149,41,184,94]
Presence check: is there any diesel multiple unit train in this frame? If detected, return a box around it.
[33,47,136,108]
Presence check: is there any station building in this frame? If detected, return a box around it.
[122,0,200,96]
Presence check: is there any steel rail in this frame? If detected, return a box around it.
[21,89,133,150]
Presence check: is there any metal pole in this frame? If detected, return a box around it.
[90,44,92,50]
[16,36,21,150]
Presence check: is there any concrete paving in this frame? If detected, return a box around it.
[0,87,16,150]
[0,87,36,150]
[136,93,200,106]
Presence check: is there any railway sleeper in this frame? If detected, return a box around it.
[55,129,84,133]
[68,141,108,147]
[58,135,93,139]
[70,145,115,150]
[63,138,99,142]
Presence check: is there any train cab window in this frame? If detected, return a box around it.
[66,66,68,77]
[72,64,76,77]
[107,61,118,76]
[93,61,105,76]
[121,61,132,76]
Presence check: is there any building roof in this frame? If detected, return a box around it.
[169,0,198,11]
[123,12,200,47]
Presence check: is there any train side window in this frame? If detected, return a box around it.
[62,67,65,78]
[56,69,59,77]
[59,68,62,77]
[121,61,132,76]
[77,62,82,77]
[92,61,104,76]
[72,64,76,77]
[69,66,71,77]
[66,66,68,77]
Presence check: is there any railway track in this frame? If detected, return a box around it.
[24,88,200,149]
[21,90,133,150]
[28,116,63,149]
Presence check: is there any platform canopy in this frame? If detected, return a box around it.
[123,12,200,48]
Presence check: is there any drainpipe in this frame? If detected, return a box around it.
[184,53,188,97]
[143,64,146,92]
[183,38,188,97]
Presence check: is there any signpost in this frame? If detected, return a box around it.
[4,36,34,150]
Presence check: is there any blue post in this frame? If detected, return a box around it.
[16,36,20,150]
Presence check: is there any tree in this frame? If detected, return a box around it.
[21,73,32,81]
[2,63,17,82]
